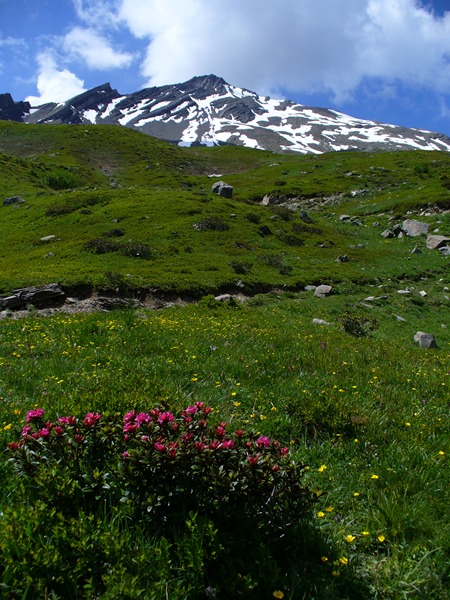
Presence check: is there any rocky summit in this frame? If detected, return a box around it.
[4,74,450,154]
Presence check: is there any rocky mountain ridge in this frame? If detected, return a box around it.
[2,74,450,154]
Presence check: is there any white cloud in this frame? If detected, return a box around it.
[63,27,134,70]
[25,53,86,105]
[71,0,122,30]
[115,0,450,99]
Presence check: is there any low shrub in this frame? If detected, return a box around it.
[4,405,315,598]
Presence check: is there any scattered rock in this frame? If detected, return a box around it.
[336,255,349,263]
[3,196,25,206]
[419,290,427,297]
[439,246,450,255]
[304,285,317,291]
[212,181,233,198]
[381,229,395,238]
[314,285,332,298]
[299,210,313,223]
[411,246,422,254]
[395,315,407,322]
[40,235,57,243]
[214,294,233,302]
[413,331,437,348]
[397,289,411,295]
[313,318,331,325]
[402,219,429,237]
[339,215,351,221]
[0,283,65,310]
[426,235,450,250]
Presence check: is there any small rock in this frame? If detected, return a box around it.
[40,235,57,243]
[215,294,233,302]
[395,315,406,322]
[339,215,351,221]
[397,289,411,295]
[3,196,25,206]
[336,255,349,263]
[305,285,317,291]
[314,285,332,298]
[419,290,427,297]
[414,331,437,348]
[402,219,429,237]
[381,229,394,238]
[299,210,313,223]
[426,235,450,249]
[411,246,422,254]
[312,318,331,325]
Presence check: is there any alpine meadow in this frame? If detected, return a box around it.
[0,119,448,599]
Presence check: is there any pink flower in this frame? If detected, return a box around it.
[75,434,83,443]
[123,423,138,434]
[124,411,135,423]
[58,416,76,426]
[248,454,260,466]
[281,447,289,456]
[54,426,64,436]
[135,412,151,425]
[154,442,166,452]
[26,408,45,422]
[216,425,226,438]
[256,435,271,448]
[7,441,22,450]
[235,429,244,437]
[121,451,130,459]
[37,427,51,439]
[83,412,102,427]
[22,425,32,437]
[221,439,234,449]
[195,441,205,452]
[209,440,220,450]
[157,412,174,426]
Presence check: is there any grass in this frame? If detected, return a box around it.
[0,120,448,598]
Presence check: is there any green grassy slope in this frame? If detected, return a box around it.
[0,121,449,294]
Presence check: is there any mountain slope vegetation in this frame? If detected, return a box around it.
[0,120,449,295]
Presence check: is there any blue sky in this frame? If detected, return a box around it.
[1,0,450,136]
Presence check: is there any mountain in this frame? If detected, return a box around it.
[5,74,450,154]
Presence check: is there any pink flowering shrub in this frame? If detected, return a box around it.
[8,404,314,533]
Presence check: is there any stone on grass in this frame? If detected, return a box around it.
[314,285,332,298]
[413,331,437,349]
[426,235,450,250]
[312,318,331,325]
[402,219,429,236]
[3,196,25,206]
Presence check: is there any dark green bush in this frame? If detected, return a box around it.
[338,312,378,337]
[3,405,315,598]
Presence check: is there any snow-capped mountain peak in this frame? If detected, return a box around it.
[5,75,450,154]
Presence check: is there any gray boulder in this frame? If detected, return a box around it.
[414,331,437,349]
[0,283,65,310]
[3,196,25,206]
[402,219,429,236]
[314,285,332,298]
[212,181,233,198]
[427,235,450,250]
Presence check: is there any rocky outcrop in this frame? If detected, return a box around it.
[0,93,30,121]
[0,284,65,310]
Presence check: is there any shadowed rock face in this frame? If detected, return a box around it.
[3,74,450,155]
[0,93,31,121]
